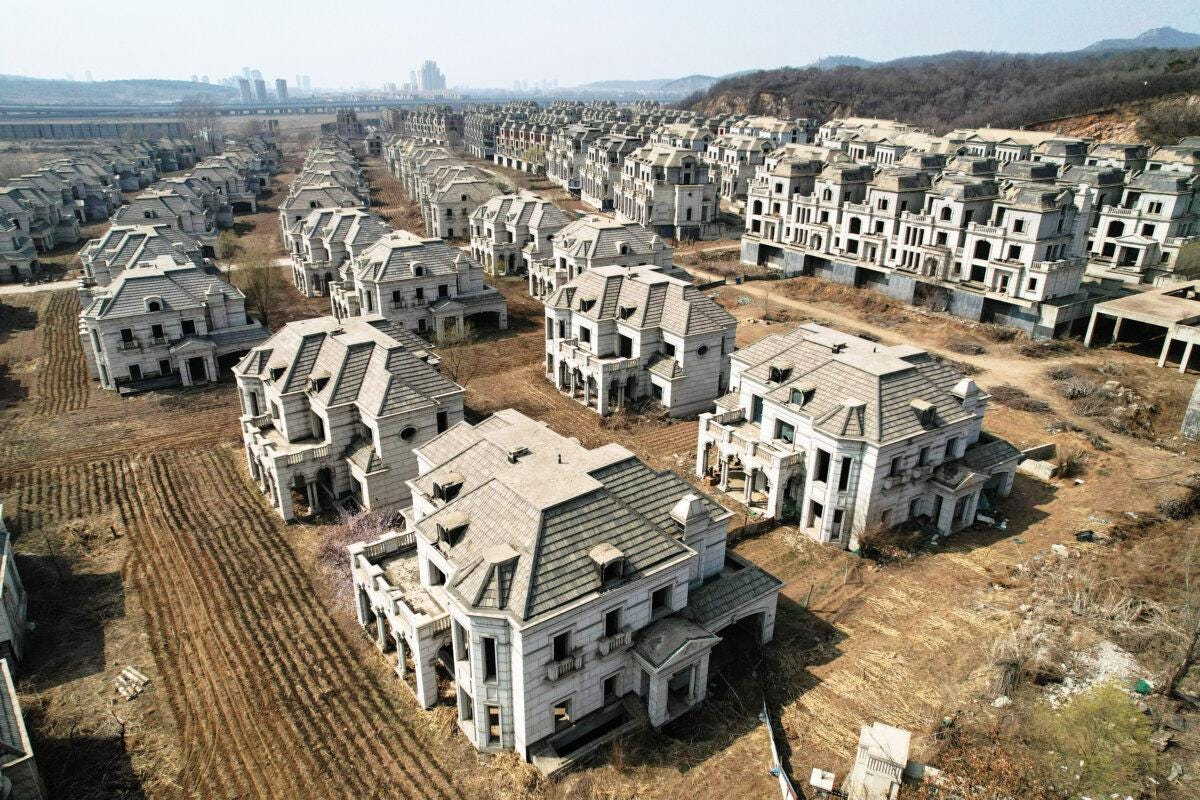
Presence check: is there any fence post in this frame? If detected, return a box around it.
[804,584,813,609]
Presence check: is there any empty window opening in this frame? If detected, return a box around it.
[483,637,498,681]
[815,449,831,483]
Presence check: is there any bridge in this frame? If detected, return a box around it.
[0,98,470,120]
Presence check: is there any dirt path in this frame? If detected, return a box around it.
[687,265,1191,470]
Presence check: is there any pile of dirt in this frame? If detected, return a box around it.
[990,383,1052,414]
[1047,366,1159,438]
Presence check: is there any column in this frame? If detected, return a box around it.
[1159,335,1174,368]
[743,467,756,503]
[569,371,577,398]
[395,637,408,678]
[413,633,439,709]
[1083,311,1100,347]
[355,587,370,627]
[597,378,609,417]
[719,458,730,492]
[307,481,319,513]
[767,473,783,519]
[617,381,626,407]
[1110,316,1123,345]
[1181,341,1194,374]
[374,614,387,651]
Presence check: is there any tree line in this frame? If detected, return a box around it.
[682,48,1200,136]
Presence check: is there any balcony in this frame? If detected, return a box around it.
[547,653,580,682]
[596,629,632,657]
[118,339,140,351]
[244,413,274,431]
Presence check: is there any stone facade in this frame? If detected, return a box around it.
[80,256,269,392]
[742,152,1097,338]
[614,144,720,241]
[469,191,572,277]
[530,215,675,300]
[235,315,464,522]
[348,409,780,770]
[696,323,1019,549]
[544,265,736,417]
[330,229,508,337]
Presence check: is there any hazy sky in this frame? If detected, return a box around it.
[4,0,1198,89]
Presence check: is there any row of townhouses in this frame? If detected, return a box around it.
[284,138,510,338]
[385,138,500,240]
[735,129,1200,337]
[278,136,369,246]
[0,138,194,282]
[77,137,279,392]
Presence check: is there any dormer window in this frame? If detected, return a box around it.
[269,367,284,381]
[790,384,816,407]
[618,305,636,320]
[432,472,464,502]
[911,399,937,427]
[589,543,625,587]
[768,363,792,383]
[436,510,469,547]
[412,263,424,277]
[578,298,596,312]
[146,299,161,312]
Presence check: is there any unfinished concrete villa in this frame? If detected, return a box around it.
[330,230,508,337]
[235,315,464,522]
[348,409,781,772]
[544,265,736,417]
[696,323,1019,548]
[529,215,676,301]
[79,256,269,392]
[469,191,571,278]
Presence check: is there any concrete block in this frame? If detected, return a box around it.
[1183,379,1200,441]
[1018,459,1057,482]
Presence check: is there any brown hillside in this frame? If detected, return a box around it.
[1028,92,1200,142]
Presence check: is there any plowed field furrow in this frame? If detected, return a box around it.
[34,290,90,416]
[122,457,293,800]
[110,446,464,799]
[141,456,376,799]
[190,451,460,797]
[183,449,464,797]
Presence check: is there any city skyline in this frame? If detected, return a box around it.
[2,0,1198,90]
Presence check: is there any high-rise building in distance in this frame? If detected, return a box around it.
[252,78,267,103]
[417,60,446,92]
[236,77,253,104]
[275,78,288,102]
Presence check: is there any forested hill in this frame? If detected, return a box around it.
[682,48,1200,135]
[0,75,233,105]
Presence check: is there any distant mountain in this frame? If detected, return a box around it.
[576,78,674,92]
[0,74,234,106]
[1081,26,1200,53]
[576,73,726,95]
[659,74,720,94]
[684,44,1200,136]
[808,55,875,70]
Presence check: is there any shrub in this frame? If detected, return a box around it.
[1024,681,1155,798]
[990,384,1052,414]
[1052,445,1085,478]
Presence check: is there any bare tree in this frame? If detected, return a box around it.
[232,247,280,330]
[433,322,479,386]
[177,94,222,140]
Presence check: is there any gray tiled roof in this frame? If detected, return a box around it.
[739,324,977,445]
[237,315,461,417]
[547,265,735,338]
[688,565,782,627]
[355,231,482,282]
[555,216,665,260]
[83,261,242,320]
[411,410,710,622]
